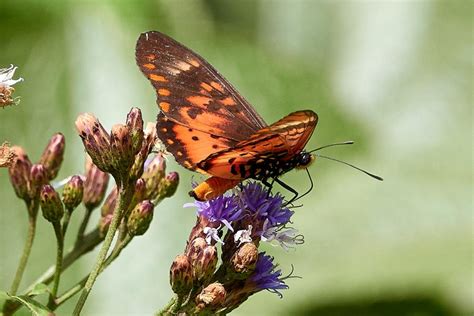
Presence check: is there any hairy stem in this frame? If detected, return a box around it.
[54,233,133,307]
[62,209,72,236]
[3,228,102,315]
[76,207,93,245]
[73,184,132,315]
[156,297,176,316]
[9,202,38,295]
[48,221,64,309]
[26,227,102,292]
[55,276,87,307]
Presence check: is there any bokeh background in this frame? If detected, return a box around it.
[0,1,472,315]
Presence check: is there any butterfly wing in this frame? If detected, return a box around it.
[197,110,318,179]
[245,110,317,156]
[136,31,267,142]
[157,112,233,173]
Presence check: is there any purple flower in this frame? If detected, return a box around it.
[239,182,293,226]
[185,195,242,230]
[249,252,289,297]
[185,182,294,232]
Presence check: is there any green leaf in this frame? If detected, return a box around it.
[29,283,50,296]
[0,291,53,316]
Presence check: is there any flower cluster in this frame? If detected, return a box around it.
[75,109,179,238]
[3,108,179,315]
[169,182,302,313]
[7,133,65,211]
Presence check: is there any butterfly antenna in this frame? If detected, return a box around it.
[316,154,383,181]
[309,141,354,153]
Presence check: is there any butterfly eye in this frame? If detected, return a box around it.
[297,152,314,168]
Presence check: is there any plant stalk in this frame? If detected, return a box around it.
[75,207,92,245]
[3,228,103,315]
[73,184,131,315]
[48,221,64,309]
[9,202,38,295]
[54,233,133,308]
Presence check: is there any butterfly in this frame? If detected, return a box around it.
[136,31,317,201]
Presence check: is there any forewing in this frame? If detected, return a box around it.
[136,31,267,141]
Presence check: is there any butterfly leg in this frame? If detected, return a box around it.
[273,177,299,205]
[261,178,275,197]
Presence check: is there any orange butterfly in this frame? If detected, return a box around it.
[136,31,318,201]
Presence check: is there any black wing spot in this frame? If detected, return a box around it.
[187,107,203,119]
[208,102,221,112]
[228,157,236,164]
[210,134,220,139]
[192,136,199,141]
[230,164,238,175]
[199,160,211,171]
[212,144,218,149]
[239,164,246,178]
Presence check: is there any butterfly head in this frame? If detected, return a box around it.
[295,151,315,170]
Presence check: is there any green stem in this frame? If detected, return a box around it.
[54,234,133,308]
[73,184,132,315]
[55,276,87,307]
[156,297,176,316]
[172,295,184,313]
[76,208,93,245]
[62,209,72,236]
[48,221,64,309]
[3,228,103,315]
[26,228,102,292]
[105,234,132,266]
[9,202,38,295]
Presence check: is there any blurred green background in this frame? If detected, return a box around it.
[0,1,472,315]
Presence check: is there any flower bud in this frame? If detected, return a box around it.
[126,107,144,155]
[39,133,65,180]
[110,124,135,177]
[195,282,226,311]
[101,186,118,217]
[170,254,193,296]
[141,155,166,200]
[144,122,157,150]
[126,200,154,237]
[0,142,16,168]
[160,172,179,199]
[40,185,64,223]
[62,175,84,211]
[128,122,157,181]
[30,164,48,197]
[75,113,113,172]
[130,178,146,208]
[83,155,110,210]
[8,146,32,201]
[187,237,218,283]
[230,242,258,277]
